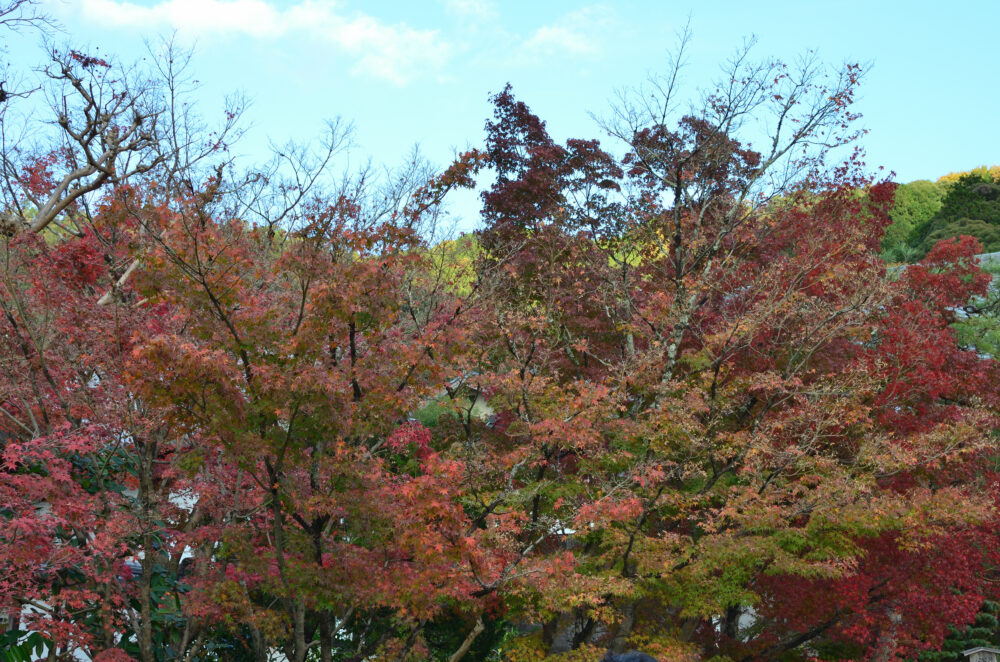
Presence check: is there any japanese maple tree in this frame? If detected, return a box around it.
[438,44,1000,661]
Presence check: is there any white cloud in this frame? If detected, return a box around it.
[72,0,450,84]
[443,0,497,22]
[522,5,614,58]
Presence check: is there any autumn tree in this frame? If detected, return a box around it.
[0,27,311,662]
[128,186,474,661]
[442,39,1000,661]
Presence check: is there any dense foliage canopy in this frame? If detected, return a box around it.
[882,167,1000,261]
[2,8,1000,662]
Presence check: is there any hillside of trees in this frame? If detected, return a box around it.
[882,166,1000,262]
[3,3,1000,662]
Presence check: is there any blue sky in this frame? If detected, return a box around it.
[5,0,999,228]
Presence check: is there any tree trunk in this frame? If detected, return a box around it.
[609,602,636,654]
[293,600,307,662]
[448,617,485,662]
[319,612,333,662]
[138,437,158,662]
[873,608,902,662]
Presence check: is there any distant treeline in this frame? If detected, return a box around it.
[883,165,1000,262]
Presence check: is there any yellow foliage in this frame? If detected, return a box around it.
[937,165,1000,184]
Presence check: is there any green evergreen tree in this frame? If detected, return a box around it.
[909,172,1000,258]
[882,180,945,260]
[919,601,1000,662]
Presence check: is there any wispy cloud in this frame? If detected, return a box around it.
[443,0,497,22]
[522,5,615,58]
[71,0,450,84]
